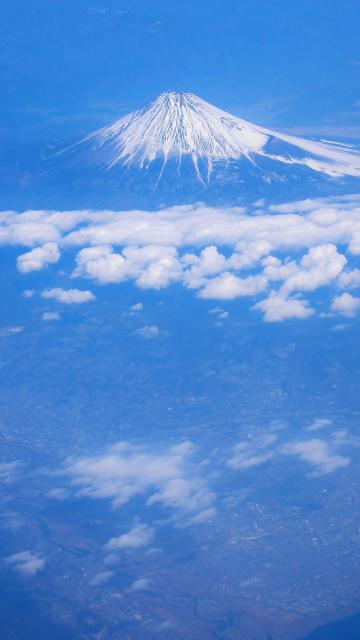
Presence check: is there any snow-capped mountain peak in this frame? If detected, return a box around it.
[82,91,268,180]
[76,91,360,183]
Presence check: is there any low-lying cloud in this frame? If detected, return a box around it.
[59,440,215,526]
[227,426,351,476]
[104,524,154,551]
[3,194,360,321]
[6,551,45,576]
[281,439,350,475]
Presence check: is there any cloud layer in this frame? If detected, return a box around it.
[3,194,360,321]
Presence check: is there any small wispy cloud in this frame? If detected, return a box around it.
[0,326,24,336]
[307,418,333,432]
[6,551,45,576]
[128,577,151,592]
[281,439,350,475]
[90,570,114,587]
[104,524,154,551]
[129,302,143,313]
[228,430,351,477]
[22,289,34,299]
[227,434,278,471]
[42,311,60,321]
[0,462,21,483]
[135,325,159,339]
[58,440,215,525]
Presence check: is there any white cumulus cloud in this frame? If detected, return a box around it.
[17,242,60,273]
[280,244,346,294]
[253,292,314,322]
[199,272,268,300]
[338,268,360,290]
[331,292,360,317]
[42,288,95,304]
[59,440,215,524]
[3,195,360,321]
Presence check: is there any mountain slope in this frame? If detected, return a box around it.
[75,91,360,183]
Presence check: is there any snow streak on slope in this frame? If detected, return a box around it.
[78,92,360,182]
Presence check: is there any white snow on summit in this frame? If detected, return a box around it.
[79,91,360,181]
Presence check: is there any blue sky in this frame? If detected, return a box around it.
[2,0,360,146]
[2,5,360,637]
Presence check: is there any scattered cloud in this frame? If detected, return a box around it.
[22,289,34,299]
[182,245,228,289]
[199,272,268,300]
[17,242,60,273]
[104,524,154,551]
[228,430,350,477]
[0,326,24,336]
[129,302,143,312]
[264,244,347,295]
[333,430,349,442]
[227,434,278,470]
[208,307,229,320]
[307,418,333,432]
[42,311,60,321]
[90,571,114,587]
[135,325,159,339]
[281,439,350,475]
[59,440,215,525]
[338,268,360,289]
[46,488,68,500]
[208,306,224,314]
[0,462,21,483]
[331,292,360,316]
[42,288,95,304]
[253,292,314,322]
[128,577,151,592]
[72,245,127,284]
[73,244,182,289]
[6,551,45,576]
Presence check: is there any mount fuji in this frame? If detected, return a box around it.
[22,91,360,209]
[77,91,360,181]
